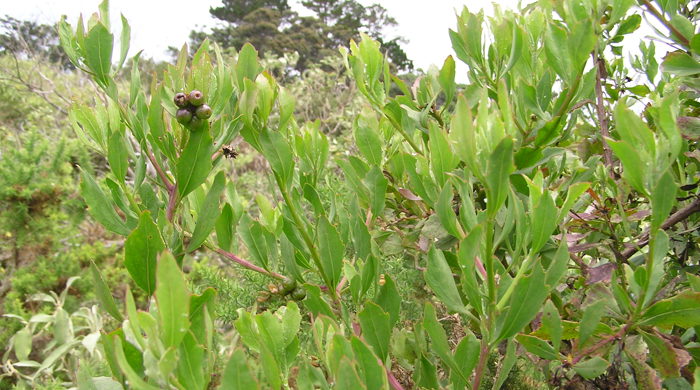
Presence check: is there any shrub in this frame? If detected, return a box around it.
[54,0,700,388]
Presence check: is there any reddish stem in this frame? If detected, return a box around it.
[472,338,490,390]
[148,152,173,191]
[571,324,629,365]
[166,186,178,222]
[639,0,691,47]
[213,247,285,279]
[386,369,405,390]
[592,55,614,177]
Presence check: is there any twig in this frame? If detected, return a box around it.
[639,0,691,47]
[472,337,490,390]
[571,324,629,365]
[212,247,285,280]
[386,368,405,390]
[592,55,615,176]
[622,196,700,259]
[148,152,173,190]
[166,186,178,222]
[350,319,405,390]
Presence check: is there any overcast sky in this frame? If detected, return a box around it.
[3,0,522,72]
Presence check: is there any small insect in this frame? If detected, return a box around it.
[222,146,238,159]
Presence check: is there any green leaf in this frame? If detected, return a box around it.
[424,246,467,314]
[236,43,261,88]
[639,291,700,329]
[358,302,391,361]
[189,288,216,345]
[416,354,440,389]
[303,284,336,319]
[451,95,479,178]
[107,131,128,183]
[187,172,226,252]
[607,139,648,196]
[354,117,383,166]
[112,337,160,390]
[239,215,273,270]
[452,332,480,384]
[336,357,366,390]
[662,52,700,76]
[13,326,32,362]
[365,167,387,217]
[641,331,682,379]
[541,300,562,351]
[117,14,130,70]
[176,128,213,199]
[530,192,557,253]
[221,349,260,390]
[458,227,484,315]
[436,182,463,238]
[90,261,123,322]
[80,170,130,236]
[557,182,590,223]
[177,333,206,389]
[375,275,401,327]
[423,303,456,370]
[579,301,607,346]
[503,24,524,74]
[545,239,571,288]
[156,252,190,348]
[350,337,386,390]
[496,264,548,342]
[438,56,456,104]
[260,128,294,188]
[544,23,572,82]
[318,216,345,289]
[124,211,165,295]
[651,171,677,233]
[493,339,518,390]
[573,357,609,379]
[616,14,642,36]
[215,203,234,252]
[429,123,458,188]
[84,23,113,85]
[486,137,514,217]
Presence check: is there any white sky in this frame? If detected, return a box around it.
[1,0,521,72]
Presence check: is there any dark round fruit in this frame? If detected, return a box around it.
[290,287,306,301]
[280,277,297,295]
[189,90,205,106]
[176,108,193,124]
[173,92,188,108]
[195,104,213,119]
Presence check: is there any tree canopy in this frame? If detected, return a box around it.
[188,0,413,72]
[0,16,72,68]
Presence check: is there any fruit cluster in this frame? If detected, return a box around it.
[174,90,212,125]
[257,277,306,304]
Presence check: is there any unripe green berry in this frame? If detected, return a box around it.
[173,92,188,108]
[279,277,297,295]
[176,108,193,124]
[189,90,205,106]
[195,104,213,119]
[290,287,306,301]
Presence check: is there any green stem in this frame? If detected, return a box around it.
[385,115,424,156]
[495,252,535,312]
[275,173,337,300]
[485,220,497,308]
[634,232,656,316]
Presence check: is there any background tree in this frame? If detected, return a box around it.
[0,16,72,68]
[188,0,413,72]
